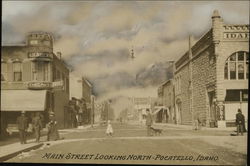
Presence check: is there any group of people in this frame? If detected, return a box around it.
[16,111,60,144]
[16,108,246,143]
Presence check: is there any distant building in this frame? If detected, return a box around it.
[1,32,70,136]
[157,79,175,123]
[69,73,94,125]
[174,10,248,127]
[131,97,157,124]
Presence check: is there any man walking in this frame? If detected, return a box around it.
[236,108,245,136]
[16,111,28,144]
[32,112,43,142]
[146,109,153,136]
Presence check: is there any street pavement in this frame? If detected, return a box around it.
[3,122,248,165]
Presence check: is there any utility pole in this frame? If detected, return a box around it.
[188,35,194,125]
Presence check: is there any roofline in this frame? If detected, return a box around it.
[82,77,93,88]
[175,28,212,69]
[2,44,27,47]
[159,79,173,87]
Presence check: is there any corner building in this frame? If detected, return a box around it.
[1,32,70,135]
[174,10,249,127]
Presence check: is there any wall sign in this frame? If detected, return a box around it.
[28,52,52,58]
[223,32,249,39]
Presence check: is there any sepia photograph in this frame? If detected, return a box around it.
[0,0,249,165]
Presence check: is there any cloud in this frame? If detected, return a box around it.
[2,1,249,103]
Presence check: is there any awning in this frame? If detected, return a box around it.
[1,90,47,111]
[153,106,166,115]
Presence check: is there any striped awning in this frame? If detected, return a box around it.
[1,90,47,111]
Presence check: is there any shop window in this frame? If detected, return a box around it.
[224,51,249,80]
[225,89,248,102]
[1,62,7,81]
[13,62,22,81]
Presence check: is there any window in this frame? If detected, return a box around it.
[1,62,7,81]
[43,40,51,46]
[32,61,49,81]
[225,89,248,102]
[224,51,249,80]
[13,62,22,81]
[30,40,38,45]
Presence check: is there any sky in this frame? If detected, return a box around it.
[2,1,249,103]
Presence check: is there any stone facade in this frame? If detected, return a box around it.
[158,79,175,123]
[1,32,70,130]
[174,10,249,127]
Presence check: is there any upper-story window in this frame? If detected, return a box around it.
[1,61,7,81]
[224,51,249,80]
[43,40,51,46]
[32,61,49,81]
[29,40,38,45]
[13,61,22,81]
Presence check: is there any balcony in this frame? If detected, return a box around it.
[27,81,52,90]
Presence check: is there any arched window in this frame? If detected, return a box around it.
[224,51,249,80]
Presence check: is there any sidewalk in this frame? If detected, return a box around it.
[0,140,43,162]
[0,124,97,162]
[153,123,236,131]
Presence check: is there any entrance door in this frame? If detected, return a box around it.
[208,91,216,125]
[176,100,182,124]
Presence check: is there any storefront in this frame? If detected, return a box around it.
[1,90,50,135]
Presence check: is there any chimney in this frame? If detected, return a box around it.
[211,10,223,43]
[56,52,62,59]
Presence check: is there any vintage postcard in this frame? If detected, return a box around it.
[0,1,248,165]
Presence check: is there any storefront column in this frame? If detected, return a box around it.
[217,101,226,128]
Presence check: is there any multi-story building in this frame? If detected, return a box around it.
[157,79,175,123]
[131,97,158,123]
[1,32,70,136]
[174,10,249,127]
[69,73,94,125]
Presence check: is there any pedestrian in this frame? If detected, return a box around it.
[32,112,43,143]
[106,120,113,137]
[16,111,28,144]
[145,109,153,136]
[120,117,123,125]
[236,108,245,136]
[47,112,60,141]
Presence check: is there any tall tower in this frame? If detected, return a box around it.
[211,10,223,45]
[26,32,54,52]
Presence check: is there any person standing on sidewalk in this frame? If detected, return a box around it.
[32,112,43,143]
[16,111,28,144]
[236,108,245,136]
[47,112,60,141]
[146,109,153,136]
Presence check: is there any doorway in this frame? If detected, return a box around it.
[208,91,216,127]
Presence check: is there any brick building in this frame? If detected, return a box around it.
[157,79,175,123]
[1,32,70,136]
[174,10,249,127]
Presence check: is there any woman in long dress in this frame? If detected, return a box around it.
[106,120,113,137]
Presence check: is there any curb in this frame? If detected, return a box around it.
[0,143,43,162]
